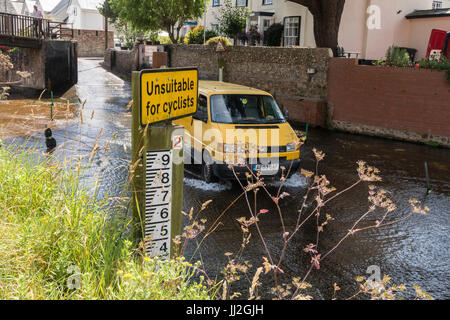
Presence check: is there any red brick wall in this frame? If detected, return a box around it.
[72,29,114,57]
[328,58,450,139]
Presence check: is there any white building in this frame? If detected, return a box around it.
[66,0,105,30]
[47,0,70,22]
[21,0,36,16]
[9,1,24,14]
[1,0,24,14]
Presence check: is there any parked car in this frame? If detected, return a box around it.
[174,81,301,182]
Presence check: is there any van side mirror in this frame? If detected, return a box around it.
[284,109,289,121]
[201,112,208,123]
[193,110,208,123]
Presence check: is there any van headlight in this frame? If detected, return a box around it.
[286,143,297,152]
[224,144,236,153]
[259,146,268,153]
[219,143,236,153]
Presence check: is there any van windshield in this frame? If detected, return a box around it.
[210,94,286,124]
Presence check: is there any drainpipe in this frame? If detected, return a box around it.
[361,0,372,59]
[104,4,109,50]
[203,1,207,44]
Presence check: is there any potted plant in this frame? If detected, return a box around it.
[248,27,261,46]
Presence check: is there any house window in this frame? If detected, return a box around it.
[236,0,248,7]
[211,24,219,32]
[283,16,301,47]
[262,0,273,5]
[432,1,442,9]
[212,0,220,7]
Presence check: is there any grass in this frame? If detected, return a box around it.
[0,143,212,300]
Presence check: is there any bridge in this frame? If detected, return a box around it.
[0,12,73,48]
[0,12,77,95]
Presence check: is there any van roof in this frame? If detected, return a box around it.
[199,81,271,96]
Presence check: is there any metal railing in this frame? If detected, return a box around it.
[0,12,73,41]
[49,21,74,40]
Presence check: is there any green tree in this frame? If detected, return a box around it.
[287,0,345,56]
[215,0,250,46]
[104,0,206,44]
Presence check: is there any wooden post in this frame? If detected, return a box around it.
[131,70,184,258]
[131,71,145,243]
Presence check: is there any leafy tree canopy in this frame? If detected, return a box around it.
[101,0,206,44]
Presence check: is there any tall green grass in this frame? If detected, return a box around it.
[0,144,211,300]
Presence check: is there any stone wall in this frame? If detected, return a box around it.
[167,45,332,126]
[73,29,114,57]
[103,48,136,80]
[328,58,450,147]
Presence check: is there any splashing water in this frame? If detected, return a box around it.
[183,177,233,192]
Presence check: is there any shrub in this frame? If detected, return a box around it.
[264,23,283,47]
[205,36,232,47]
[158,36,173,44]
[184,26,218,45]
[417,56,450,83]
[385,46,412,67]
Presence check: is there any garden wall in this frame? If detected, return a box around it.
[166,45,332,126]
[327,58,450,146]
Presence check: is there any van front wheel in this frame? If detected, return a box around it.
[202,162,215,183]
[202,151,215,183]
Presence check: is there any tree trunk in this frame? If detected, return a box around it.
[288,0,345,56]
[167,25,178,44]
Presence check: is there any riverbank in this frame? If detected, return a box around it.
[0,145,212,300]
[0,97,78,139]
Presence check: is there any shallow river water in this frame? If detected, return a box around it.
[4,58,449,300]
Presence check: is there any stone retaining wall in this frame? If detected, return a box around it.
[167,44,332,126]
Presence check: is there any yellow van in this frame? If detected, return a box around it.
[174,81,301,182]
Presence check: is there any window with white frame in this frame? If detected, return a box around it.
[432,1,443,9]
[212,0,220,7]
[236,0,248,7]
[283,16,301,47]
[263,0,273,5]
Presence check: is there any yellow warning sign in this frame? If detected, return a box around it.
[140,68,198,126]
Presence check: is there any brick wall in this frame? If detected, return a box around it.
[73,29,114,57]
[167,45,331,126]
[328,58,450,146]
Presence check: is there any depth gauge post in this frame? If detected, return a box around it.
[131,67,198,259]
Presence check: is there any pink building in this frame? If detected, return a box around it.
[202,0,450,60]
